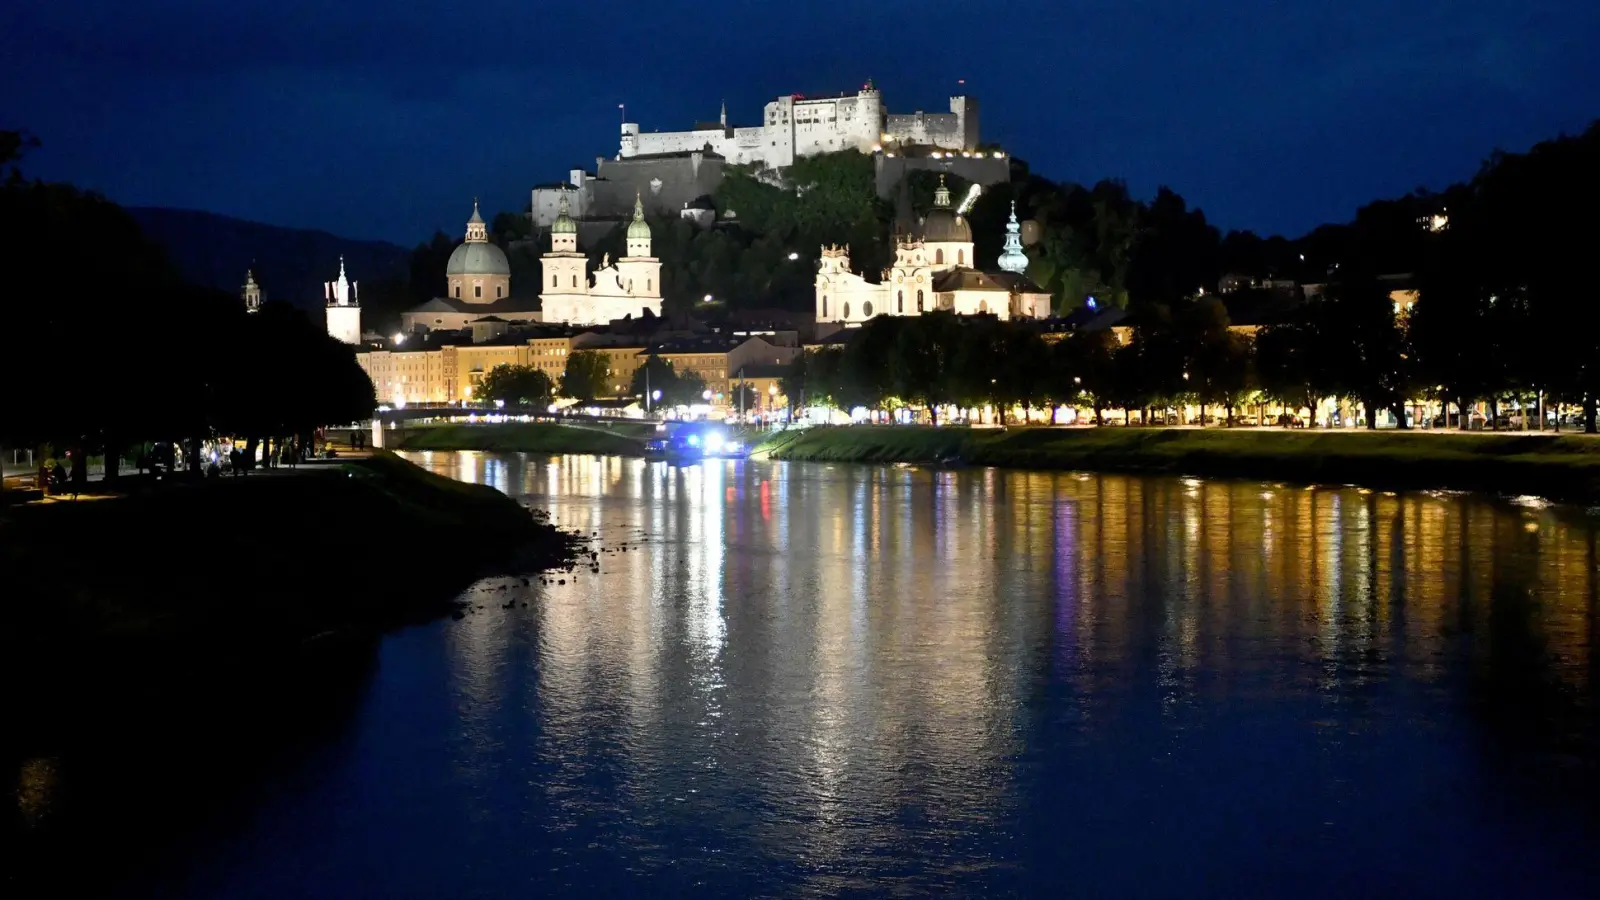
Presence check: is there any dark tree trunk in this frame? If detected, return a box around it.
[928,404,938,427]
[1458,397,1470,430]
[1364,398,1378,430]
[103,432,121,483]
[1390,400,1410,430]
[1095,406,1104,427]
[70,439,89,493]
[1489,397,1499,431]
[1585,394,1597,434]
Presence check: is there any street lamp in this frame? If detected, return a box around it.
[787,252,799,261]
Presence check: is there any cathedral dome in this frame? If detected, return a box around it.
[920,207,971,243]
[446,240,510,276]
[921,173,971,244]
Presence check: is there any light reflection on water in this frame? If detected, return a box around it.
[127,453,1600,897]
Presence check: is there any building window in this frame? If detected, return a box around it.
[917,289,924,312]
[822,295,828,317]
[496,285,503,298]
[552,274,557,288]
[474,285,482,298]
[571,275,578,288]
[863,301,873,317]
[897,290,903,313]
[843,301,851,319]
[454,286,460,298]
[936,249,944,264]
[958,249,964,266]
[647,278,651,291]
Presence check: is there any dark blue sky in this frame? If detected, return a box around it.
[5,1,1596,245]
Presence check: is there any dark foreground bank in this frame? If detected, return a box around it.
[1,451,579,677]
[2,452,580,894]
[757,426,1600,502]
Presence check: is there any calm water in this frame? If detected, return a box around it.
[15,453,1600,897]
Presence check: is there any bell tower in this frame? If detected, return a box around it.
[242,269,262,313]
[325,256,361,344]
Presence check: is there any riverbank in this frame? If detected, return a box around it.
[390,421,648,455]
[755,426,1600,502]
[1,451,579,674]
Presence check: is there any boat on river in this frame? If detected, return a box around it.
[643,422,748,463]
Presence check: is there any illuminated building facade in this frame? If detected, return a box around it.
[816,176,1051,325]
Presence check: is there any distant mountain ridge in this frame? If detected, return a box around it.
[128,207,411,315]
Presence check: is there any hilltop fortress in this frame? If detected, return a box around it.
[621,81,978,168]
[532,82,1005,229]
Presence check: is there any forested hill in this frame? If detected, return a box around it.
[128,207,410,316]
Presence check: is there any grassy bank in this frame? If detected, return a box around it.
[1,451,578,666]
[756,426,1600,501]
[391,421,648,455]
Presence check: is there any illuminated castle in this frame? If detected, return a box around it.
[619,81,979,170]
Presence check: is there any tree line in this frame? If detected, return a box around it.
[473,351,710,410]
[779,119,1600,432]
[0,131,376,489]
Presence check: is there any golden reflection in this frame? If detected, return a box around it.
[399,451,1597,876]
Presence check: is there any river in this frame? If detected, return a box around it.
[13,452,1600,897]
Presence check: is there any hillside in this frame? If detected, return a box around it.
[128,207,411,316]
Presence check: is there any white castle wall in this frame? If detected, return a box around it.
[619,88,970,171]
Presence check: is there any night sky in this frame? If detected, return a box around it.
[5,1,1596,245]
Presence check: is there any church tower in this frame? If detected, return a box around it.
[616,192,663,306]
[539,191,589,324]
[242,269,262,313]
[997,201,1029,274]
[325,256,362,344]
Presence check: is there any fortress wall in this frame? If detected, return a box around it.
[874,155,1010,199]
[593,153,726,219]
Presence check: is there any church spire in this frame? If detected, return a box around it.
[243,267,262,313]
[998,201,1028,275]
[626,192,652,257]
[934,174,951,209]
[720,100,727,128]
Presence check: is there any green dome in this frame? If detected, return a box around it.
[446,241,510,276]
[552,192,578,234]
[626,193,651,240]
